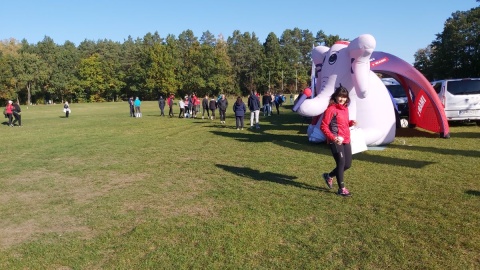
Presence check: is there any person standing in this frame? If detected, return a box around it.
[168,94,174,117]
[158,95,165,116]
[5,100,14,126]
[202,94,210,119]
[134,97,142,117]
[248,90,261,129]
[128,96,135,117]
[262,92,272,116]
[63,101,71,118]
[233,96,246,130]
[193,93,200,118]
[12,101,22,127]
[320,85,356,197]
[209,96,217,120]
[217,94,228,124]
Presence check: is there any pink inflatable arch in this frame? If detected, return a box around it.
[370,51,450,138]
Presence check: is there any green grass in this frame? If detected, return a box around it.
[0,100,479,269]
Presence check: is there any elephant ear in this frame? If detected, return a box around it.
[349,34,376,98]
[311,46,329,77]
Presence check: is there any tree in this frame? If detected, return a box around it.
[414,6,480,80]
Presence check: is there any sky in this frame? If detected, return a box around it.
[1,0,479,65]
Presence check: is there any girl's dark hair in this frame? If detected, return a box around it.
[329,84,350,105]
[236,96,243,104]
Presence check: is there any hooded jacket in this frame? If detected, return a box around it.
[320,103,354,144]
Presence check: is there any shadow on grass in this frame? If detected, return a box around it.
[216,164,327,192]
[465,190,480,196]
[387,144,480,158]
[211,130,435,169]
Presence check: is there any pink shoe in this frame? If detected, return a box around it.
[322,173,333,189]
[337,187,351,197]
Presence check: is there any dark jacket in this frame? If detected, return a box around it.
[248,94,261,111]
[262,94,272,106]
[202,97,209,108]
[233,101,246,117]
[13,103,21,113]
[209,99,217,110]
[217,98,228,111]
[158,97,165,108]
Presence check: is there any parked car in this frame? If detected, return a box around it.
[431,78,480,125]
[382,78,409,128]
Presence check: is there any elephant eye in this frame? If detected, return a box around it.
[328,54,337,65]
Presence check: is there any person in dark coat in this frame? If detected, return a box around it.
[202,94,210,119]
[209,97,217,120]
[233,96,246,130]
[217,94,229,124]
[128,96,135,117]
[12,101,22,126]
[158,96,165,116]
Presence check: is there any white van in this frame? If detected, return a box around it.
[431,78,480,124]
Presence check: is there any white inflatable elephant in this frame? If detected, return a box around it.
[294,34,396,146]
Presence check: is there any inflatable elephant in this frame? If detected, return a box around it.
[294,34,396,146]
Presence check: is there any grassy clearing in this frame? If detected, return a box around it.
[0,100,479,269]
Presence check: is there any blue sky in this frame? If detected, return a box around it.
[1,0,478,64]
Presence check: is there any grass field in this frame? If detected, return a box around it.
[0,100,479,269]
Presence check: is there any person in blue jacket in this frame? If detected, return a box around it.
[134,97,142,117]
[233,96,246,130]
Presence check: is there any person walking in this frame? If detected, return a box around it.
[248,90,261,129]
[178,98,185,118]
[12,101,22,127]
[168,94,174,117]
[158,95,166,116]
[202,94,210,119]
[63,101,71,118]
[217,94,228,124]
[5,100,14,126]
[274,93,285,115]
[320,85,356,197]
[209,96,217,120]
[233,96,246,130]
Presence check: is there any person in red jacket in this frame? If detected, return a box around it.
[320,85,356,197]
[5,100,14,127]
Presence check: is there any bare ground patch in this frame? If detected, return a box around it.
[0,169,220,250]
[0,168,147,249]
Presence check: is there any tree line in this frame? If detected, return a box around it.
[1,4,477,105]
[0,28,346,105]
[414,5,480,80]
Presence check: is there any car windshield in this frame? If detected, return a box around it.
[446,80,480,95]
[386,85,406,98]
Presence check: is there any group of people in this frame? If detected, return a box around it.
[262,92,286,116]
[3,100,22,127]
[128,97,142,117]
